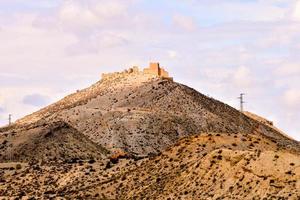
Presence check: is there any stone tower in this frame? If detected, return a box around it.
[143,62,170,79]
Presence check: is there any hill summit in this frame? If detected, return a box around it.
[0,63,299,199]
[101,62,173,80]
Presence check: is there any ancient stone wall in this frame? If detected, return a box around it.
[160,68,169,78]
[101,63,172,80]
[101,67,140,80]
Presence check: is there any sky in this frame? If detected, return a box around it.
[0,0,299,140]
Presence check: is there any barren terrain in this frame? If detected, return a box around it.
[0,68,299,199]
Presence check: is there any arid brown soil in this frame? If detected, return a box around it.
[0,69,299,199]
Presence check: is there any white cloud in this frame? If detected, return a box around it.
[167,50,178,59]
[283,88,300,108]
[92,1,128,18]
[275,63,300,76]
[233,66,253,88]
[23,93,50,107]
[52,0,133,33]
[66,32,129,55]
[59,2,100,27]
[0,73,28,79]
[173,14,197,31]
[182,0,288,22]
[292,0,300,20]
[57,0,129,31]
[0,14,76,75]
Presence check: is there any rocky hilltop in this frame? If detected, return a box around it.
[0,63,299,199]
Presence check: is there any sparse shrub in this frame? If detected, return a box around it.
[78,160,84,166]
[109,149,129,164]
[88,159,96,164]
[89,168,96,172]
[156,177,161,183]
[15,164,22,170]
[285,171,292,175]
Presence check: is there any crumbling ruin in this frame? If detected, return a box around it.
[101,62,172,80]
[143,62,170,78]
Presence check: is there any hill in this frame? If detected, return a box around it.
[4,65,299,158]
[115,133,300,199]
[0,63,299,199]
[0,121,107,163]
[2,132,299,199]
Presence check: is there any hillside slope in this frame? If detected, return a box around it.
[2,132,299,199]
[115,133,300,199]
[2,69,299,159]
[0,67,299,199]
[0,121,107,163]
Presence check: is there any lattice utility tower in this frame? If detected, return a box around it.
[8,114,12,125]
[7,114,13,162]
[238,93,245,134]
[238,93,245,112]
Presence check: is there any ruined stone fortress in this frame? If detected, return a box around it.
[143,62,170,78]
[101,62,173,80]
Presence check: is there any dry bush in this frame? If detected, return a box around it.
[109,149,130,164]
